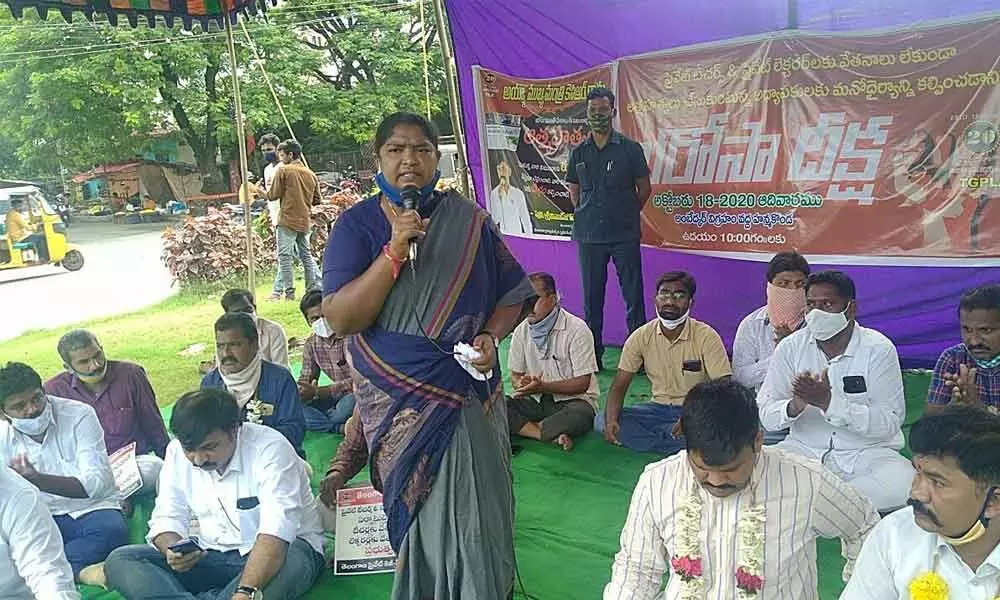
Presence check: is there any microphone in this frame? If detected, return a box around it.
[400,185,421,263]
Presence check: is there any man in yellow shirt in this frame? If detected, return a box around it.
[5,197,47,260]
[5,198,29,242]
[596,271,733,454]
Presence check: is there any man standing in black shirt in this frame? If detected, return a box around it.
[566,87,652,369]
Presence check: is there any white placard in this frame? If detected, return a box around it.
[333,485,396,575]
[108,442,142,499]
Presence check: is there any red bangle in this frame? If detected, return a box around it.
[382,244,406,280]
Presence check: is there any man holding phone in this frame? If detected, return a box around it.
[103,389,324,600]
[757,270,915,514]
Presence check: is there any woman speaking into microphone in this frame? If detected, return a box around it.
[321,112,534,599]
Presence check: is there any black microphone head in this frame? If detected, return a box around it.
[400,185,420,211]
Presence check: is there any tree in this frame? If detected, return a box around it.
[0,1,450,187]
[261,0,448,144]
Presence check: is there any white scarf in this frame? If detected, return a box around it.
[220,353,262,407]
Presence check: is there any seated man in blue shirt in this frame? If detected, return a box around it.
[201,313,306,458]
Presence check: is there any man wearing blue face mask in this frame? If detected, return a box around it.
[506,273,599,452]
[297,290,356,434]
[0,362,127,584]
[757,270,914,513]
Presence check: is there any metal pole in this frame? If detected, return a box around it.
[787,0,799,29]
[225,16,255,292]
[419,0,433,120]
[431,0,471,196]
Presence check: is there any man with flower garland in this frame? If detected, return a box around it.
[605,378,879,600]
[841,407,1000,600]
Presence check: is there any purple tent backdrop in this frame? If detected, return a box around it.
[444,0,1000,367]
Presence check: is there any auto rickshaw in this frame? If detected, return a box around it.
[0,186,84,272]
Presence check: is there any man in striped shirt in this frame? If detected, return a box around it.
[605,378,879,600]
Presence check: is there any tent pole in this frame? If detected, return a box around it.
[431,0,471,196]
[787,0,799,29]
[225,16,255,292]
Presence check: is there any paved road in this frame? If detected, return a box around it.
[0,221,175,341]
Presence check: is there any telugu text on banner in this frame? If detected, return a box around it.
[473,16,1000,258]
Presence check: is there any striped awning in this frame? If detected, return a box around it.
[1,0,274,29]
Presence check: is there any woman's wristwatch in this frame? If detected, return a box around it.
[235,585,262,600]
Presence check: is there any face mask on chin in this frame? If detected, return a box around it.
[805,305,851,341]
[75,361,108,385]
[941,486,997,547]
[658,309,690,331]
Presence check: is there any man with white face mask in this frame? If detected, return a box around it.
[0,362,127,582]
[758,270,914,513]
[596,271,732,454]
[297,290,356,433]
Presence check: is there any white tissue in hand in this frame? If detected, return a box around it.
[453,342,492,381]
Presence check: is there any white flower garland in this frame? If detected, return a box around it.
[673,489,706,600]
[671,482,766,599]
[736,503,766,599]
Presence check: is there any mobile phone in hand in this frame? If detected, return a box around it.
[168,537,203,555]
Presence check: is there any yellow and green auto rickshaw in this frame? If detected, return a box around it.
[0,185,84,271]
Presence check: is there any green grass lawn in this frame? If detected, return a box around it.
[0,273,933,600]
[0,277,315,403]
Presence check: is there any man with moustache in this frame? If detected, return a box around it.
[506,273,599,451]
[104,389,325,600]
[201,313,305,458]
[596,271,732,454]
[45,330,169,499]
[605,378,879,599]
[841,407,1000,599]
[757,270,914,513]
[927,284,1000,413]
[565,87,652,370]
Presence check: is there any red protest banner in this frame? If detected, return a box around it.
[617,16,1000,257]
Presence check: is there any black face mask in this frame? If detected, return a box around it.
[263,151,277,163]
[587,113,612,133]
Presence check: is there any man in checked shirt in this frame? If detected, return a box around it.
[297,291,356,434]
[927,284,1000,414]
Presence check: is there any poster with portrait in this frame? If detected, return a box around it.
[473,65,614,238]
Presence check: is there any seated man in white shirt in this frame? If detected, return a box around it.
[605,378,879,599]
[0,362,127,581]
[507,273,599,451]
[757,270,914,513]
[732,251,810,445]
[104,388,325,600]
[842,407,1000,600]
[221,288,290,369]
[0,465,80,600]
